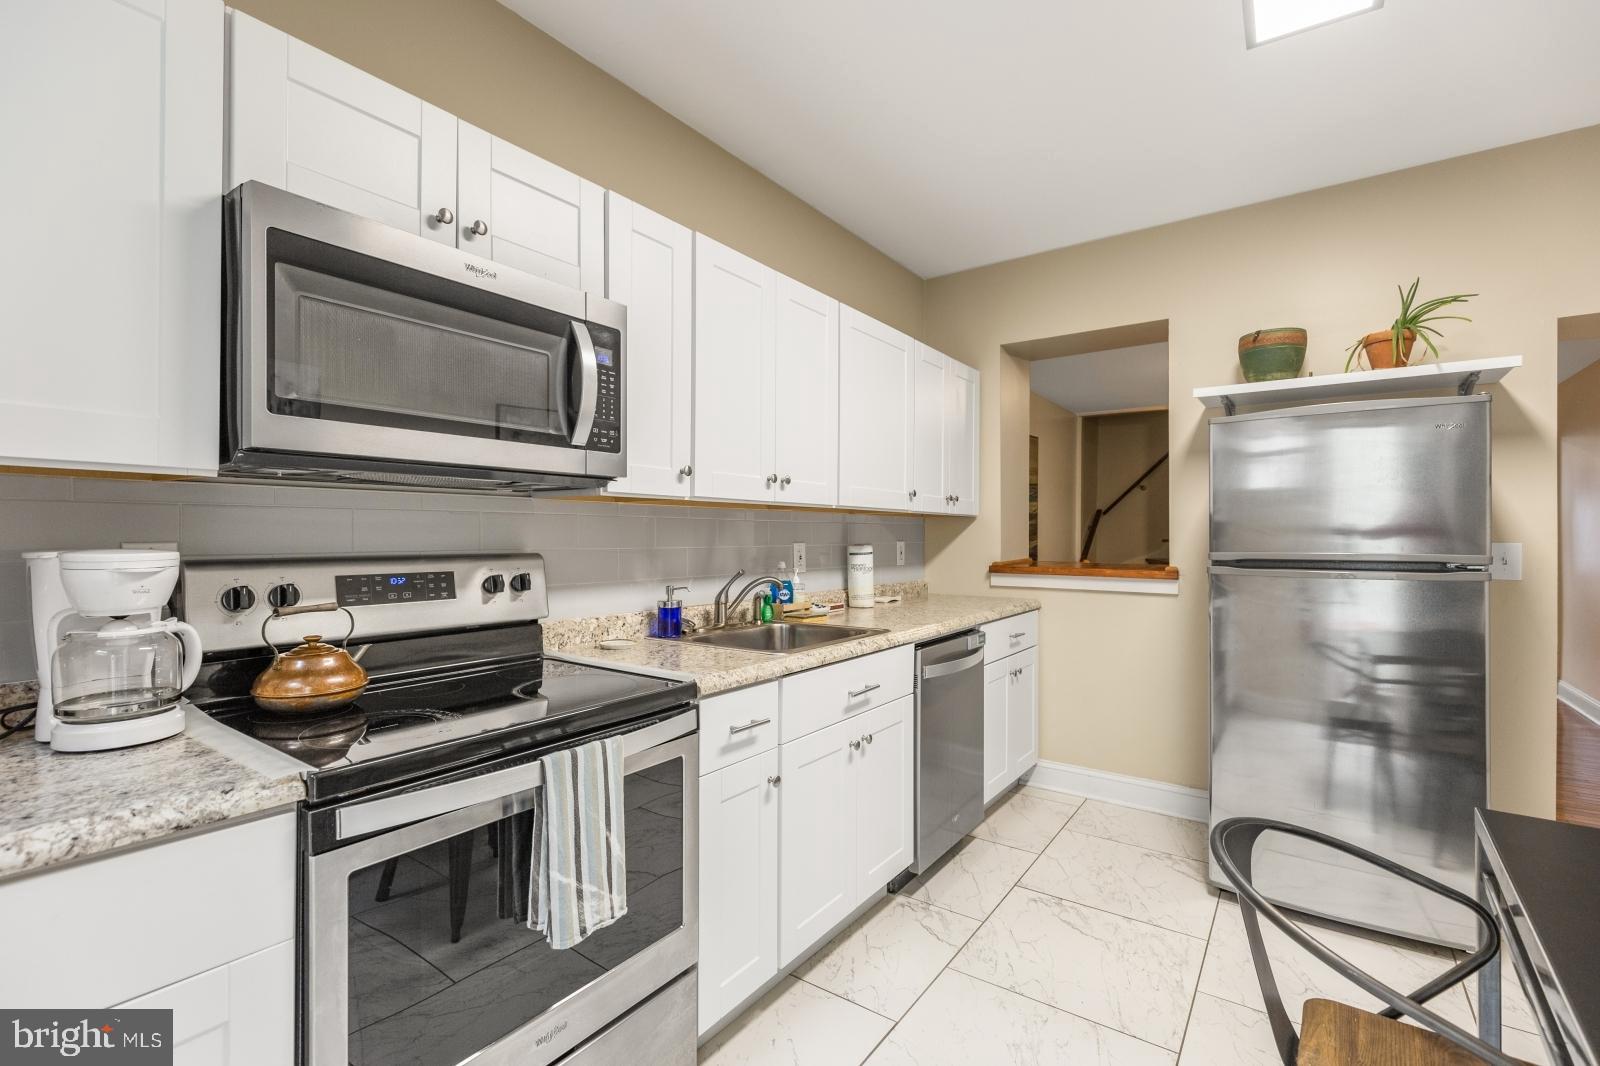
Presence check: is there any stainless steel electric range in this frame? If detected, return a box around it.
[177,553,698,1066]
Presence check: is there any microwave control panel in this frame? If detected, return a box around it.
[588,322,621,452]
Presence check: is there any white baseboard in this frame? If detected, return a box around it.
[1025,759,1210,822]
[1558,679,1600,728]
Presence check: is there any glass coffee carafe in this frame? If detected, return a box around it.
[50,618,201,723]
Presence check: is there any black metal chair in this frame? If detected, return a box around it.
[1210,817,1530,1065]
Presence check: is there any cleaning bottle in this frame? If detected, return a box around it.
[774,561,794,612]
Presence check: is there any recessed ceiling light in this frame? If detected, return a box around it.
[1245,0,1382,47]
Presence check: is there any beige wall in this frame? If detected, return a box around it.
[1560,359,1600,699]
[1029,394,1079,560]
[231,0,924,336]
[924,126,1600,815]
[1080,411,1169,564]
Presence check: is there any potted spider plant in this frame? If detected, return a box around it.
[1345,278,1475,371]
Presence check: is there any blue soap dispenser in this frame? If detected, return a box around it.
[656,584,689,638]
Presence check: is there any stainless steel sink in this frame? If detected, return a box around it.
[664,622,887,654]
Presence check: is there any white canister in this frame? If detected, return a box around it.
[847,544,875,608]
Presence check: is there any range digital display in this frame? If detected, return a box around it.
[336,570,457,606]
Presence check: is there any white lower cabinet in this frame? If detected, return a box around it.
[119,940,295,1066]
[852,696,916,890]
[697,748,780,1035]
[983,645,1040,803]
[776,715,858,966]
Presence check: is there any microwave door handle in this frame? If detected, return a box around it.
[570,320,598,447]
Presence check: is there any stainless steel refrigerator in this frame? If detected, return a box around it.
[1208,394,1490,948]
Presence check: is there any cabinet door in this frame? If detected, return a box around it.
[838,307,915,510]
[120,941,294,1066]
[911,344,947,514]
[698,749,779,1035]
[1,0,220,474]
[778,719,856,965]
[1006,647,1040,782]
[457,122,604,291]
[771,275,839,506]
[983,659,1010,804]
[944,360,980,515]
[604,194,693,498]
[693,234,776,503]
[853,695,915,898]
[227,11,457,245]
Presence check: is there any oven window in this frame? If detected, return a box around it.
[344,757,686,1066]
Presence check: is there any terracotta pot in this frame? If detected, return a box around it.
[1357,328,1417,370]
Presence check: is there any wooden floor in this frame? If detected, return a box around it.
[1557,701,1600,828]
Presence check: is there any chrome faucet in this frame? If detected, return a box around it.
[712,569,783,627]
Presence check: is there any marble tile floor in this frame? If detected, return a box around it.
[699,786,1552,1066]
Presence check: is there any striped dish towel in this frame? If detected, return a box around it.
[527,735,629,949]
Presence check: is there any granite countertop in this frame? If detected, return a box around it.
[553,592,1041,695]
[0,715,305,881]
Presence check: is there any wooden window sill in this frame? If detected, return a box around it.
[987,559,1180,595]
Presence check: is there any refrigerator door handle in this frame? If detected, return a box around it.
[1207,564,1489,581]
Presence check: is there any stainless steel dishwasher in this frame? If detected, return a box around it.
[909,629,987,875]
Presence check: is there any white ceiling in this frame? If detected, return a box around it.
[502,0,1600,277]
[1031,343,1168,416]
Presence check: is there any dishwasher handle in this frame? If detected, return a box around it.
[920,646,986,680]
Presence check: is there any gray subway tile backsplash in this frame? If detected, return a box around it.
[0,474,924,682]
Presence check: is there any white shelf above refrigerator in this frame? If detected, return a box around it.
[1194,355,1521,414]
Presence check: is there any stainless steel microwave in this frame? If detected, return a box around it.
[222,182,624,493]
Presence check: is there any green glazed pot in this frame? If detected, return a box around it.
[1238,327,1307,382]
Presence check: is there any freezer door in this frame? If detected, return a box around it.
[1208,566,1487,947]
[1210,396,1490,561]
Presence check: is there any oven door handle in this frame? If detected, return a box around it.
[569,320,599,448]
[335,708,697,840]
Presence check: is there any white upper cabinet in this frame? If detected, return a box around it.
[605,194,693,498]
[771,275,839,507]
[944,358,980,515]
[0,0,221,475]
[839,308,916,510]
[227,10,458,244]
[457,123,604,292]
[911,344,947,514]
[694,235,775,502]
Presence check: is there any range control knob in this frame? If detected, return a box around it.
[266,582,301,610]
[510,572,533,593]
[219,584,256,614]
[481,574,506,595]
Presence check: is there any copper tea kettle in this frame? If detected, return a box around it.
[251,602,368,714]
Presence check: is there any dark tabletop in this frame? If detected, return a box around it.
[1478,809,1600,1056]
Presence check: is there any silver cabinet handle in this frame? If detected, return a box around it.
[729,717,772,735]
[766,473,778,486]
[847,682,880,699]
[679,465,693,478]
[468,218,488,237]
[768,775,781,787]
[863,733,874,745]
[433,207,455,225]
[909,489,918,499]
[780,475,792,487]
[850,738,862,751]
[1010,632,1026,639]
[954,495,961,503]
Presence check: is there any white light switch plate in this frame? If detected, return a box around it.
[896,541,906,566]
[792,542,807,574]
[1490,542,1522,581]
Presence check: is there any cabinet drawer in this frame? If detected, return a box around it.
[699,683,781,776]
[781,645,913,743]
[981,611,1038,662]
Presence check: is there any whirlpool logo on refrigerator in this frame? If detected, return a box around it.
[4,1010,171,1063]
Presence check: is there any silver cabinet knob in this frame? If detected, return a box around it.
[909,489,918,500]
[768,775,781,787]
[863,733,874,745]
[433,207,454,226]
[766,473,779,486]
[679,465,693,478]
[850,738,862,751]
[780,475,792,487]
[468,219,488,237]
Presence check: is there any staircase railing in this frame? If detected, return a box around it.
[1079,452,1169,563]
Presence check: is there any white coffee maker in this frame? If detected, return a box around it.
[24,549,201,752]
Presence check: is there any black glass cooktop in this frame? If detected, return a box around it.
[204,654,695,804]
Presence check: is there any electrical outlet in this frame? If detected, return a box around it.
[896,541,906,566]
[792,542,807,574]
[1490,542,1522,581]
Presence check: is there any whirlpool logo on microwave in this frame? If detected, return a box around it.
[464,262,499,280]
[3,1010,171,1063]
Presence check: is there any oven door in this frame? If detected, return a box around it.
[305,710,696,1066]
[227,181,624,482]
